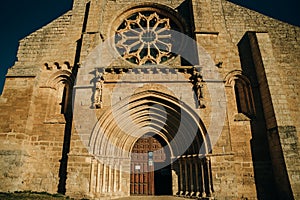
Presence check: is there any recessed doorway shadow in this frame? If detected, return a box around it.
[154,164,172,195]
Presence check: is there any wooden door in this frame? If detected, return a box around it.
[130,134,168,195]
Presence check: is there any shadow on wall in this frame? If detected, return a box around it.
[238,32,293,200]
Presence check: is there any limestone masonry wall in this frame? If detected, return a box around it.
[0,0,299,199]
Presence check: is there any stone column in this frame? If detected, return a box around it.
[108,164,112,193]
[113,164,117,192]
[184,158,189,195]
[179,158,184,195]
[206,157,213,196]
[189,158,195,196]
[119,165,122,192]
[195,159,200,197]
[96,162,101,193]
[102,164,106,193]
[201,159,206,197]
[89,159,95,193]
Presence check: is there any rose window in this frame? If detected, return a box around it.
[115,11,177,65]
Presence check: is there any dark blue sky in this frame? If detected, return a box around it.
[0,0,299,94]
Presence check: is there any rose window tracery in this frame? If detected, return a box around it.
[115,11,178,65]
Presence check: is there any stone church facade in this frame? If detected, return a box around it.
[0,0,299,199]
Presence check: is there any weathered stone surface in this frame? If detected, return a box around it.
[0,0,299,199]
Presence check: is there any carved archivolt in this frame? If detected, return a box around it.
[46,70,75,89]
[224,70,250,87]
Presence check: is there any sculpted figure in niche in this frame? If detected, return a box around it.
[191,68,205,108]
[94,73,104,108]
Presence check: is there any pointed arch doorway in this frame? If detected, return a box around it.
[130,133,172,195]
[88,90,213,197]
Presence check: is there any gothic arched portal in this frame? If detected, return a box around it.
[88,91,213,197]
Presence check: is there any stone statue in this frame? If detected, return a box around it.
[191,68,205,108]
[94,73,104,108]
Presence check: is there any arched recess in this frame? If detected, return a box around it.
[87,90,214,197]
[225,70,255,118]
[89,90,210,159]
[45,70,75,120]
